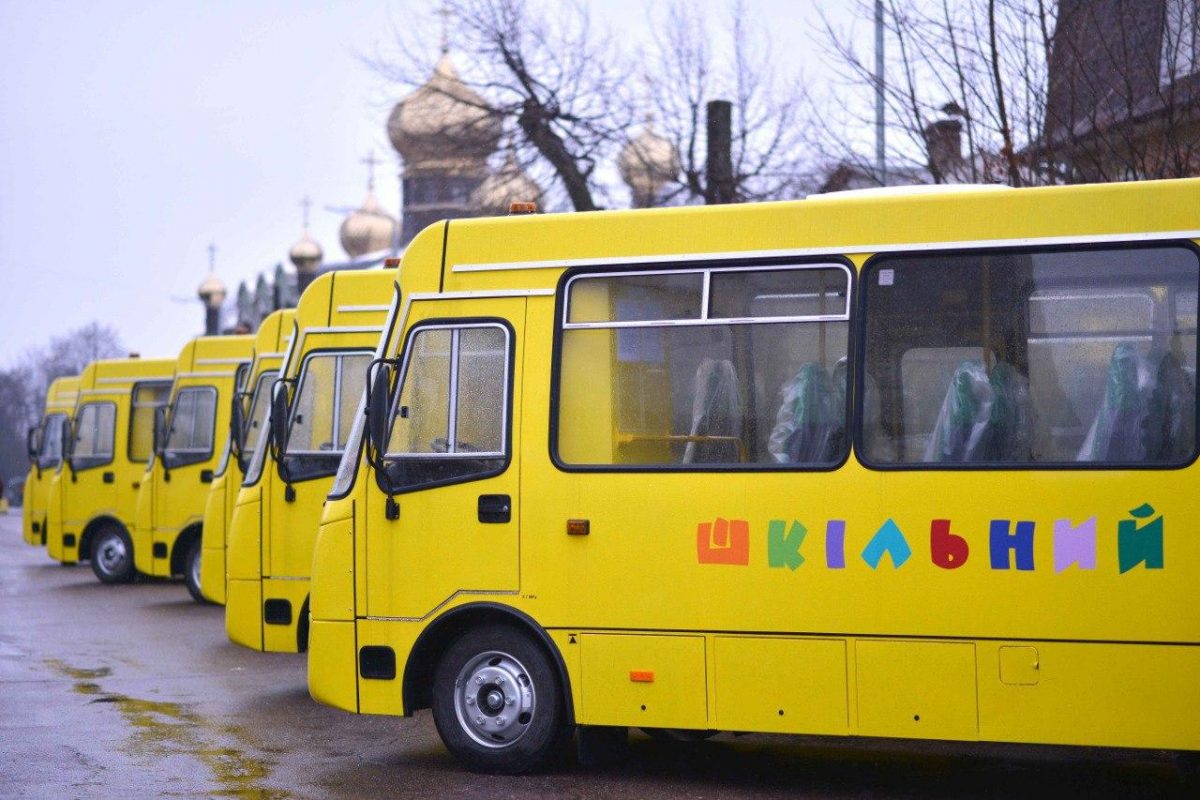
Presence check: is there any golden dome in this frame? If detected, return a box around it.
[339,189,397,258]
[197,272,227,307]
[288,230,323,274]
[471,153,542,215]
[387,54,502,173]
[619,121,680,207]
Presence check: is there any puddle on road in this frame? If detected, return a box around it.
[46,658,287,799]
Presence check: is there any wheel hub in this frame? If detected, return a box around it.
[454,650,535,748]
[97,535,126,574]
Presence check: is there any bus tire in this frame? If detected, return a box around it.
[90,525,135,584]
[431,624,569,774]
[183,539,206,603]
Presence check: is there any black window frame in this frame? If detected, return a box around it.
[549,255,857,474]
[279,348,374,485]
[162,385,219,470]
[235,369,280,475]
[36,412,69,471]
[372,317,515,497]
[70,400,118,472]
[854,239,1200,472]
[126,380,172,465]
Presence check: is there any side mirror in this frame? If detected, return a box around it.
[63,418,77,478]
[366,361,394,467]
[229,391,246,459]
[153,406,167,455]
[26,426,40,461]
[268,380,292,458]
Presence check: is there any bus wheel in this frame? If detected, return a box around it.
[431,625,569,774]
[183,539,205,603]
[90,525,134,584]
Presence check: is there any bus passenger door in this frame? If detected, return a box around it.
[365,298,525,620]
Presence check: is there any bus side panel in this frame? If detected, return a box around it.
[309,619,358,712]
[977,640,1200,750]
[713,636,849,735]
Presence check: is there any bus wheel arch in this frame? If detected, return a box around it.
[404,603,575,727]
[79,515,124,564]
[172,523,204,601]
[296,596,310,653]
[421,608,574,773]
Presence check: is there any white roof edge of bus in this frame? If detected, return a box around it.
[808,183,1013,200]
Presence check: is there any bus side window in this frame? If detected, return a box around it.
[863,244,1198,467]
[557,265,851,468]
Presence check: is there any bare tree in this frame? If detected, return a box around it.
[372,0,818,211]
[0,366,37,490]
[0,322,125,489]
[813,0,1198,188]
[635,0,818,203]
[372,0,634,211]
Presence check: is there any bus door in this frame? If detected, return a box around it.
[154,384,219,566]
[267,344,374,581]
[66,400,119,540]
[120,382,171,517]
[365,297,525,620]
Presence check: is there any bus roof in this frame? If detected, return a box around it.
[407,177,1200,297]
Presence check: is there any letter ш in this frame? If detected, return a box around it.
[697,518,750,566]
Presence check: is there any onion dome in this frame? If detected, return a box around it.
[619,120,680,208]
[387,54,502,174]
[288,230,323,274]
[197,272,227,308]
[471,152,542,215]
[339,189,397,258]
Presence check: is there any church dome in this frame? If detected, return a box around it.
[339,189,397,258]
[288,231,323,274]
[387,53,502,173]
[619,121,680,207]
[197,272,227,307]
[471,152,542,215]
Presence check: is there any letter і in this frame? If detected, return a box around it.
[826,520,846,569]
[768,520,806,571]
[1053,518,1097,573]
[1118,503,1164,574]
[861,519,912,569]
[989,520,1035,571]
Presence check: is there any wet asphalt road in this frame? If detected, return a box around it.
[0,511,1196,799]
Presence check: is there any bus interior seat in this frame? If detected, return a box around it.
[924,358,1032,463]
[682,358,743,464]
[766,362,842,464]
[1078,343,1147,462]
[986,360,1033,461]
[1142,350,1196,462]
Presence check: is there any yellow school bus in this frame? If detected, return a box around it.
[308,178,1199,772]
[22,376,80,546]
[44,358,174,577]
[132,335,254,595]
[226,270,390,651]
[198,309,296,605]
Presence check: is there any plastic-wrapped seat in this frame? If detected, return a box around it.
[767,362,842,464]
[682,358,743,464]
[924,359,1032,463]
[1142,350,1196,462]
[1078,343,1147,462]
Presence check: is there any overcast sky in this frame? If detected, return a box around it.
[0,0,863,368]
